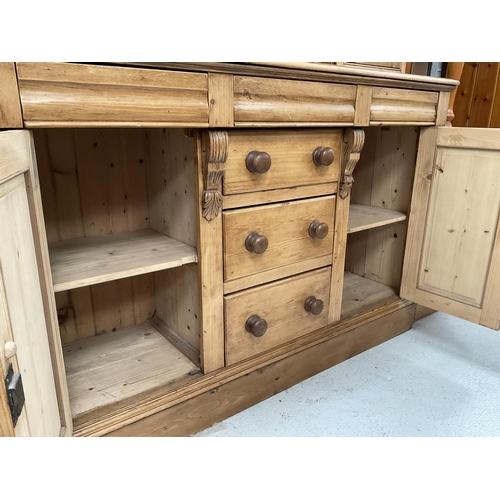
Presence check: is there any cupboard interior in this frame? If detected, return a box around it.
[342,126,419,318]
[32,124,420,421]
[33,128,203,422]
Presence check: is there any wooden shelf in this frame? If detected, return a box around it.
[49,229,198,292]
[341,272,399,318]
[348,204,407,234]
[63,321,200,419]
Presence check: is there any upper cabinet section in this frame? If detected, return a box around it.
[11,63,458,128]
[16,63,209,127]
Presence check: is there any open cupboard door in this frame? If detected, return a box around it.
[0,130,66,436]
[401,127,500,330]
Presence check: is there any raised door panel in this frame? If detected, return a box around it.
[401,127,500,329]
[0,131,62,436]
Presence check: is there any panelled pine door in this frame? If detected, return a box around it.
[0,130,61,436]
[402,127,500,330]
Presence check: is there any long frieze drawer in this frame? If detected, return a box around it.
[224,129,341,195]
[225,267,331,365]
[16,63,209,127]
[234,76,356,125]
[223,196,335,282]
[370,87,439,124]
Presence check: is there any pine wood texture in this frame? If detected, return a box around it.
[339,62,406,73]
[414,305,435,321]
[123,62,458,92]
[341,272,399,319]
[63,322,199,420]
[223,196,335,282]
[104,302,415,437]
[24,133,73,434]
[34,129,200,354]
[453,63,500,128]
[468,63,500,127]
[354,85,372,126]
[329,128,365,323]
[401,127,500,329]
[16,63,209,127]
[222,183,337,210]
[233,76,356,125]
[0,269,19,436]
[348,204,406,233]
[0,130,30,184]
[436,91,451,126]
[0,173,61,436]
[0,63,23,128]
[370,87,439,124]
[49,229,197,292]
[208,73,234,127]
[195,132,225,373]
[223,255,332,295]
[225,267,331,365]
[223,129,341,195]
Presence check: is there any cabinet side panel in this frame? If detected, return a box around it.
[146,129,201,351]
[146,129,197,246]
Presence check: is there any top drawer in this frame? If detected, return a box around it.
[16,63,209,127]
[223,129,342,195]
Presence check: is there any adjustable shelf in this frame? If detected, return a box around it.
[49,229,198,292]
[348,204,407,234]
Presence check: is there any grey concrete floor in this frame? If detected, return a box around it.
[193,312,500,437]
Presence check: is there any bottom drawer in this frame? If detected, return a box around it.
[225,267,331,365]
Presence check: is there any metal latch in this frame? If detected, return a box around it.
[4,364,25,427]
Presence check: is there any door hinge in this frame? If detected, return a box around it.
[4,364,25,428]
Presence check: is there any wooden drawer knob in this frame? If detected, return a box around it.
[245,232,268,254]
[246,151,272,174]
[246,315,268,337]
[308,220,329,239]
[313,147,334,167]
[304,296,324,315]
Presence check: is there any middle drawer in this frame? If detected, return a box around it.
[223,195,335,283]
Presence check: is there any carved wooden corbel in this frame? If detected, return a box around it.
[339,128,365,199]
[202,130,228,221]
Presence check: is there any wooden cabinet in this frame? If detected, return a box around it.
[3,62,498,437]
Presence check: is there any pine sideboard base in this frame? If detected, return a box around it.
[101,301,415,437]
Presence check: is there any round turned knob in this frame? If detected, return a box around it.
[304,296,324,315]
[246,315,268,337]
[313,147,334,167]
[308,220,329,239]
[246,151,272,174]
[245,232,268,254]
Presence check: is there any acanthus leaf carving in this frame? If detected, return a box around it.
[339,128,365,199]
[202,130,228,221]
